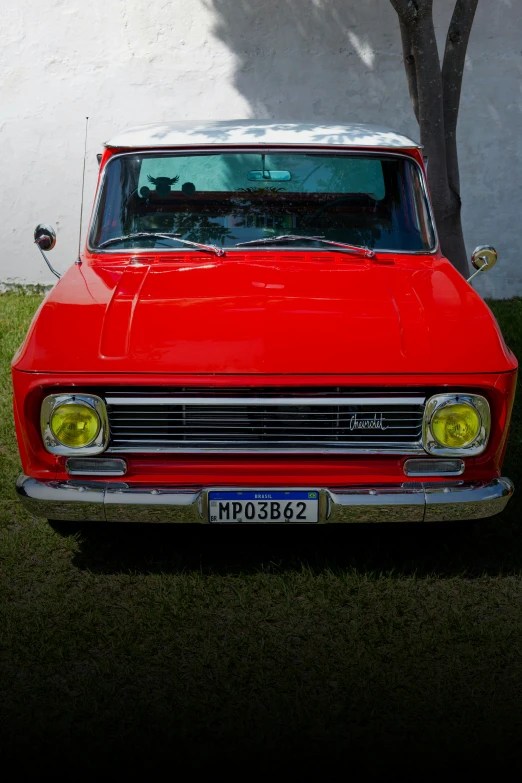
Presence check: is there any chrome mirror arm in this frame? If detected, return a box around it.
[467,258,489,284]
[35,240,61,279]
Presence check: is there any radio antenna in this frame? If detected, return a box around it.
[77,116,89,264]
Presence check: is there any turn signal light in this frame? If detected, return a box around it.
[66,457,127,476]
[404,458,464,477]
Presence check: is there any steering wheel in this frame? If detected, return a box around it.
[306,194,376,225]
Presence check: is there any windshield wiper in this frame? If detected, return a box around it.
[98,232,226,256]
[234,235,375,258]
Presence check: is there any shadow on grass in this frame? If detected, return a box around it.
[67,502,522,578]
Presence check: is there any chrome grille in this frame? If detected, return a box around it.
[104,389,426,454]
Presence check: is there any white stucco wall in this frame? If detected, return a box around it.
[1,0,520,298]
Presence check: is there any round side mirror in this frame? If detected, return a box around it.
[34,224,57,251]
[471,245,497,272]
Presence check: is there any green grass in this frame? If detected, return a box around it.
[2,292,522,773]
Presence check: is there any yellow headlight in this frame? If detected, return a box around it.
[50,403,100,448]
[431,403,481,449]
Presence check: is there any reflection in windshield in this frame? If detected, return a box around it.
[90,152,436,252]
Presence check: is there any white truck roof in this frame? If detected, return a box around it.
[104,121,421,150]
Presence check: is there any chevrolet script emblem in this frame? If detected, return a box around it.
[348,413,388,431]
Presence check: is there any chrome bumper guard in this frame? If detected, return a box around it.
[16,476,514,524]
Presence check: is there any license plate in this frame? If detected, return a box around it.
[208,490,319,524]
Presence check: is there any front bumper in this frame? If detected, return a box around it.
[16,475,514,524]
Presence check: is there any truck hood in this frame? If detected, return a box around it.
[13,252,515,375]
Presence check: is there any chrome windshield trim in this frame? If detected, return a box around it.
[105,396,426,407]
[87,148,439,256]
[90,246,438,257]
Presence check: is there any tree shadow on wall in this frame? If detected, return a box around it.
[202,0,415,131]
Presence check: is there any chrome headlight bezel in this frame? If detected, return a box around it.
[40,394,109,456]
[423,393,491,457]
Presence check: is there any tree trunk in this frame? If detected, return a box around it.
[436,203,468,275]
[442,0,479,198]
[390,0,478,278]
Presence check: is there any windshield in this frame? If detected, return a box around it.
[90,151,436,253]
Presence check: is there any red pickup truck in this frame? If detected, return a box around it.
[13,121,516,525]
